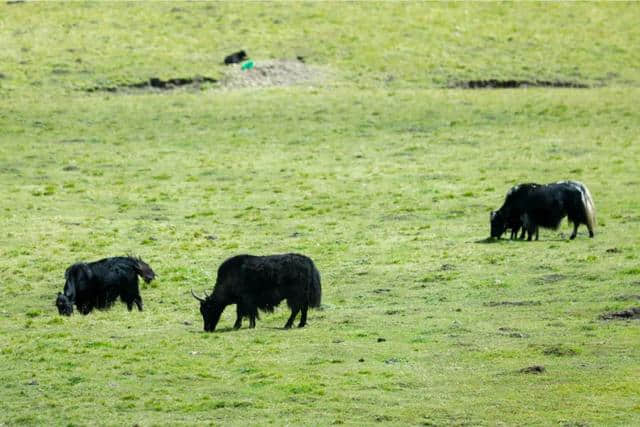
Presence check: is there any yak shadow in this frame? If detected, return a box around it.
[263,325,308,331]
[189,325,305,334]
[473,234,578,244]
[473,237,523,244]
[187,326,236,334]
[474,237,500,244]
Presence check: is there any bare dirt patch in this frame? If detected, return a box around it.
[86,76,216,93]
[219,59,326,89]
[84,60,326,93]
[498,327,529,338]
[600,307,640,320]
[541,344,579,356]
[486,301,541,307]
[450,79,589,89]
[614,295,640,302]
[520,365,545,374]
[533,274,567,285]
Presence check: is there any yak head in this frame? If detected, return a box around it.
[490,210,507,239]
[57,262,92,316]
[191,289,223,332]
[56,292,73,316]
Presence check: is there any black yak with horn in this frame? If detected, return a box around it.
[491,181,595,241]
[191,253,322,332]
[56,256,156,315]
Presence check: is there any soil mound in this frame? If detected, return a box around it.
[600,307,640,320]
[219,59,325,89]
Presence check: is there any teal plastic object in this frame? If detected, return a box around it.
[241,60,254,70]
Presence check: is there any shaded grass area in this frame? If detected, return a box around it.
[1,2,640,426]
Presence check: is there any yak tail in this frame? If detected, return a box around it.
[578,181,596,236]
[309,265,322,308]
[570,181,596,236]
[133,257,156,283]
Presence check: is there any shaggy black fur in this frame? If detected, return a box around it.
[490,183,541,239]
[192,253,322,332]
[521,181,596,240]
[223,50,247,65]
[56,256,156,316]
[491,181,595,241]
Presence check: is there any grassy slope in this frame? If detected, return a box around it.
[1,2,639,426]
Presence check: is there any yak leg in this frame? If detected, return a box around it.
[126,296,143,311]
[284,307,300,329]
[519,227,526,240]
[233,305,243,329]
[298,304,308,328]
[570,222,579,240]
[248,307,258,328]
[80,303,92,315]
[525,222,537,241]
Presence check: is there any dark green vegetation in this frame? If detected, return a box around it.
[1,2,639,425]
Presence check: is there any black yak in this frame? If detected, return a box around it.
[191,253,322,332]
[56,256,156,316]
[490,181,595,241]
[490,183,541,239]
[223,50,247,65]
[521,181,596,240]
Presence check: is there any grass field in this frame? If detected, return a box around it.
[1,2,639,426]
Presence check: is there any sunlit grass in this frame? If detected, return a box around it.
[1,2,639,425]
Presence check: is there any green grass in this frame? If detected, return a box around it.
[1,2,639,426]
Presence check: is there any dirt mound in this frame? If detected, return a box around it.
[86,76,216,93]
[486,300,541,307]
[219,59,325,89]
[600,307,640,320]
[520,365,545,374]
[451,79,589,89]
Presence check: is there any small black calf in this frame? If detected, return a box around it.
[490,183,541,239]
[56,256,156,316]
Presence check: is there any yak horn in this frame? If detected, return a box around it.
[191,289,205,302]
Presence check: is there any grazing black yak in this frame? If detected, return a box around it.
[490,181,595,241]
[191,253,322,332]
[520,181,595,240]
[56,256,156,316]
[490,183,541,239]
